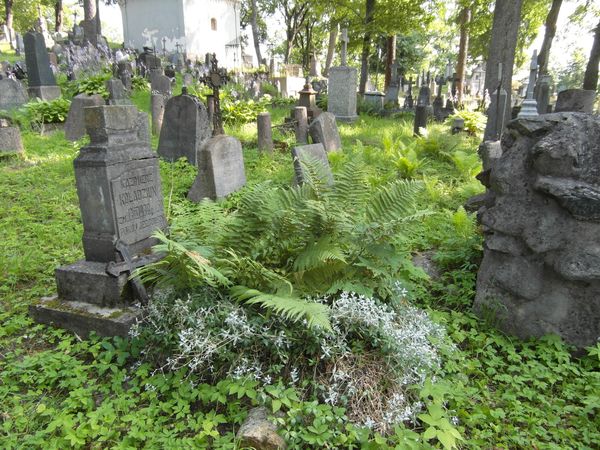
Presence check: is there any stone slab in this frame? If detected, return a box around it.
[28,85,61,101]
[0,78,28,111]
[327,66,358,122]
[555,89,595,114]
[188,135,246,201]
[30,295,142,338]
[309,112,341,152]
[0,127,24,153]
[291,143,333,186]
[64,93,105,141]
[55,260,131,307]
[23,31,57,87]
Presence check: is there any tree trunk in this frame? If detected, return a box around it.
[4,0,13,48]
[456,7,471,105]
[83,0,97,44]
[359,0,376,94]
[583,20,600,91]
[96,0,101,36]
[54,0,63,33]
[384,35,396,90]
[483,0,523,140]
[250,0,263,67]
[323,26,337,76]
[537,0,562,76]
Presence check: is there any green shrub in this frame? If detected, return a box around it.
[260,82,278,97]
[66,73,111,99]
[131,75,150,92]
[447,110,487,135]
[23,97,71,124]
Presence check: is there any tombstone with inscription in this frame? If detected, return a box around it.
[157,88,211,165]
[23,31,61,100]
[188,135,246,201]
[30,104,167,337]
[309,112,341,152]
[0,77,28,111]
[327,28,358,122]
[291,143,334,186]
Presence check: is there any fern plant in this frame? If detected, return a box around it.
[139,158,428,329]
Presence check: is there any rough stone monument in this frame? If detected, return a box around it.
[0,77,28,110]
[327,28,358,122]
[23,31,61,100]
[151,74,172,97]
[30,105,167,337]
[309,112,341,152]
[474,112,600,348]
[555,89,596,114]
[64,93,105,141]
[291,143,333,186]
[106,79,131,106]
[157,88,211,165]
[0,118,23,154]
[188,135,246,201]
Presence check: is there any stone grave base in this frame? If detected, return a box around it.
[56,260,131,306]
[30,295,142,338]
[28,85,61,101]
[0,127,24,154]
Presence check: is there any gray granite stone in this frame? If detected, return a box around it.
[106,79,131,105]
[555,89,596,114]
[188,135,246,201]
[257,112,273,154]
[327,66,358,122]
[151,93,165,136]
[0,127,24,153]
[291,143,333,186]
[64,93,105,141]
[151,74,172,97]
[23,31,56,87]
[157,92,211,165]
[309,112,341,152]
[0,78,28,111]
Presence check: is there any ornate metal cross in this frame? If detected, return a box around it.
[199,53,230,136]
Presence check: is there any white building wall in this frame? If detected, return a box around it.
[182,0,242,69]
[120,0,241,69]
[120,0,186,52]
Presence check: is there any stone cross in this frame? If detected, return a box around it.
[162,37,167,57]
[517,50,539,118]
[199,53,230,136]
[340,28,349,66]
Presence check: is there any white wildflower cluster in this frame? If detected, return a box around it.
[382,392,422,425]
[229,357,272,384]
[323,367,356,405]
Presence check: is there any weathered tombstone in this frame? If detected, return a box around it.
[157,89,211,165]
[364,91,385,112]
[0,118,24,154]
[0,78,28,111]
[327,28,358,122]
[384,61,401,107]
[151,74,172,97]
[64,93,105,141]
[257,112,273,154]
[474,112,600,349]
[188,135,246,201]
[183,73,193,87]
[291,143,333,186]
[106,79,131,105]
[151,93,166,136]
[294,106,309,144]
[555,89,596,114]
[309,112,341,152]
[535,74,551,114]
[117,61,133,91]
[23,31,61,100]
[517,51,539,119]
[30,104,167,337]
[413,85,432,136]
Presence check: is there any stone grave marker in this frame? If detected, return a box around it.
[257,112,273,154]
[555,89,596,114]
[188,135,246,201]
[23,31,61,100]
[30,104,167,337]
[0,77,28,111]
[0,118,24,154]
[64,93,105,141]
[291,143,333,186]
[157,89,211,165]
[294,106,309,144]
[106,79,131,105]
[151,74,172,97]
[309,112,341,152]
[327,28,358,122]
[151,94,166,136]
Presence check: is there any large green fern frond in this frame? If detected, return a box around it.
[292,237,347,272]
[230,286,331,330]
[328,159,370,210]
[365,179,424,224]
[296,154,334,199]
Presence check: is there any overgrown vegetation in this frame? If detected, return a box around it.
[1,100,598,448]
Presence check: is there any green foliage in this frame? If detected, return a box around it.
[66,73,111,99]
[22,98,71,125]
[221,96,270,125]
[131,75,150,92]
[447,110,487,136]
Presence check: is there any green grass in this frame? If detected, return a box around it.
[0,98,598,449]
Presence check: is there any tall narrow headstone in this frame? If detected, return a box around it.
[23,31,61,100]
[151,93,165,136]
[327,28,358,122]
[294,106,309,144]
[257,112,273,154]
[30,105,167,337]
[518,50,539,119]
[157,89,211,165]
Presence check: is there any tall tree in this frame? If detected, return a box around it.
[54,0,63,32]
[383,34,395,90]
[483,0,523,140]
[4,0,13,47]
[359,0,375,94]
[456,5,471,104]
[583,19,600,90]
[537,0,562,76]
[323,26,338,76]
[250,0,263,66]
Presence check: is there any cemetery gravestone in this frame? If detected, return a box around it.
[257,112,273,154]
[0,118,23,154]
[0,77,28,111]
[294,106,309,144]
[309,112,341,152]
[64,93,105,141]
[291,143,333,186]
[188,135,246,201]
[151,74,172,97]
[555,89,596,114]
[157,90,211,165]
[30,104,167,337]
[327,28,358,122]
[23,31,61,100]
[151,94,166,136]
[106,79,131,105]
[364,91,385,112]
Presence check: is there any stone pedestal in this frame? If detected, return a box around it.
[23,31,60,101]
[294,106,308,144]
[64,93,105,141]
[364,91,384,112]
[30,104,168,338]
[28,85,61,101]
[257,112,273,154]
[328,66,358,122]
[0,126,24,154]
